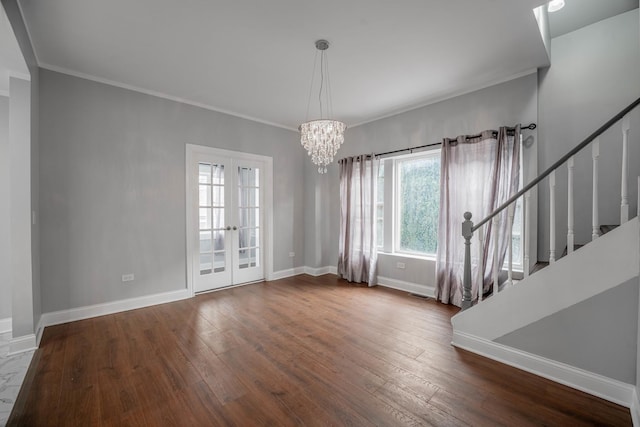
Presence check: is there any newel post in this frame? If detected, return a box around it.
[461,212,474,310]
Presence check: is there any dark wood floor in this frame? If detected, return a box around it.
[9,275,632,426]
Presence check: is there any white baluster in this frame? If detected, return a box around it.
[492,216,499,295]
[461,212,474,310]
[567,157,575,255]
[506,203,514,287]
[592,138,600,241]
[621,115,630,224]
[524,190,530,277]
[549,171,556,263]
[477,224,484,302]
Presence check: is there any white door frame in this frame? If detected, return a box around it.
[186,144,273,296]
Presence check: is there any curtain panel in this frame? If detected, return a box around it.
[435,126,520,306]
[337,155,379,286]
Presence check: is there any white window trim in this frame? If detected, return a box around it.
[377,149,441,261]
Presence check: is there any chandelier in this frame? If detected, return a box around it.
[299,39,346,174]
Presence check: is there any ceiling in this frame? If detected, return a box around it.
[548,0,638,38]
[0,5,28,94]
[12,0,637,130]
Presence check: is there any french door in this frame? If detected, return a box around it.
[188,147,268,293]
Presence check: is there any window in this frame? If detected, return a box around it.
[376,146,524,270]
[377,150,441,257]
[504,134,525,271]
[376,164,385,248]
[395,152,441,256]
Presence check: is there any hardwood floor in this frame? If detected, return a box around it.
[8,275,632,426]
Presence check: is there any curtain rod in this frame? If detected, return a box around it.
[368,123,537,159]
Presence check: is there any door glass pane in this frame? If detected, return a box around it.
[212,185,224,207]
[238,248,258,269]
[239,228,259,248]
[199,163,211,184]
[200,231,212,253]
[237,248,258,269]
[199,252,212,274]
[212,164,224,185]
[213,230,225,251]
[213,251,225,273]
[199,184,211,206]
[238,167,247,187]
[212,208,225,229]
[246,188,258,207]
[250,248,258,267]
[238,249,249,269]
[237,166,260,273]
[237,187,259,208]
[238,228,246,249]
[246,228,258,247]
[200,208,211,229]
[239,208,259,228]
[238,167,260,188]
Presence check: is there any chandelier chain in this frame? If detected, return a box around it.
[304,50,319,122]
[319,50,324,118]
[325,53,333,119]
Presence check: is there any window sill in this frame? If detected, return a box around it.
[377,251,436,262]
[377,251,524,273]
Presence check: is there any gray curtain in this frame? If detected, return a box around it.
[435,126,520,306]
[337,155,379,285]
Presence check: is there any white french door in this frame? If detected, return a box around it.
[187,147,270,293]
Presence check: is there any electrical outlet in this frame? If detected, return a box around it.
[122,273,135,282]
[289,252,295,258]
[396,262,405,269]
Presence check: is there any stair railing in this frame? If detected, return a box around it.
[461,97,640,310]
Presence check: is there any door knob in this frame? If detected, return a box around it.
[232,226,237,230]
[226,226,231,230]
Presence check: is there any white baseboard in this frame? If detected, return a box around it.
[39,289,192,331]
[269,266,338,279]
[0,317,11,334]
[35,316,45,347]
[9,333,37,355]
[377,276,436,298]
[452,331,635,408]
[304,266,337,276]
[270,267,306,280]
[632,389,640,427]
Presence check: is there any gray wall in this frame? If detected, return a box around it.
[538,9,640,261]
[0,96,10,320]
[305,73,538,289]
[497,277,639,384]
[39,69,304,313]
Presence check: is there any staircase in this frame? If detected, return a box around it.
[450,97,640,412]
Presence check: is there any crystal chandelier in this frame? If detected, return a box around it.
[299,40,346,174]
